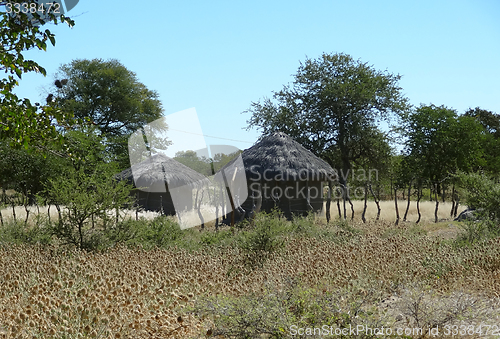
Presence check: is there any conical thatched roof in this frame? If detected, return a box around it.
[116,153,209,191]
[223,132,336,182]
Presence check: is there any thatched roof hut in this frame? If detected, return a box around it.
[116,153,208,214]
[221,132,337,219]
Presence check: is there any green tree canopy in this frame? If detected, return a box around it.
[0,1,74,147]
[173,150,212,176]
[401,104,485,185]
[53,58,164,137]
[50,58,168,168]
[464,107,500,176]
[245,52,409,184]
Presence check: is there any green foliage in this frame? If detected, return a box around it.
[0,1,74,147]
[45,161,134,250]
[51,58,168,168]
[465,107,500,176]
[199,228,233,247]
[455,219,500,247]
[401,105,485,184]
[0,217,52,245]
[456,171,500,222]
[173,149,243,176]
[0,141,64,200]
[245,52,409,179]
[190,280,386,339]
[135,216,184,249]
[173,150,212,176]
[238,210,286,266]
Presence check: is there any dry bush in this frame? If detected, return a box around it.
[394,283,500,339]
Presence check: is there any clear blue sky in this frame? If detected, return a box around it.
[12,0,500,155]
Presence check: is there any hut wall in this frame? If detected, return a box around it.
[242,180,325,219]
[136,190,176,216]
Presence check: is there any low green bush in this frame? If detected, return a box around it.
[0,217,52,245]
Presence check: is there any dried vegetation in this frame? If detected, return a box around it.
[0,209,499,338]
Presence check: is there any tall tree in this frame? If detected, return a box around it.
[50,58,168,168]
[0,0,74,147]
[245,52,409,186]
[464,107,500,176]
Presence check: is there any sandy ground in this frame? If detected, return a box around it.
[0,200,465,227]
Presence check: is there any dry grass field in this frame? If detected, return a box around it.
[0,202,499,338]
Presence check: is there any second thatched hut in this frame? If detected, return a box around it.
[115,153,208,215]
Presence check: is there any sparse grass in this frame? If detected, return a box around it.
[0,204,499,338]
[316,200,459,226]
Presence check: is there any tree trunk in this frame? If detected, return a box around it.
[416,186,422,224]
[79,221,84,250]
[362,182,368,223]
[55,204,62,226]
[10,194,16,222]
[454,196,460,218]
[214,186,220,230]
[337,195,342,219]
[369,184,381,221]
[326,181,332,223]
[434,183,439,223]
[197,189,205,229]
[221,170,235,228]
[450,184,455,218]
[348,196,354,220]
[194,188,199,210]
[394,187,399,226]
[403,180,412,222]
[24,204,30,226]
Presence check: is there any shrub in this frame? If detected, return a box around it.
[45,163,134,251]
[455,218,500,247]
[135,215,184,249]
[0,217,52,245]
[190,279,388,339]
[396,284,488,338]
[238,210,286,266]
[456,172,500,222]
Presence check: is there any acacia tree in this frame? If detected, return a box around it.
[401,104,485,221]
[50,58,168,168]
[245,53,409,187]
[0,1,74,147]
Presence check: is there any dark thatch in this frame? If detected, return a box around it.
[222,132,337,182]
[115,153,209,213]
[220,132,337,219]
[116,153,208,190]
